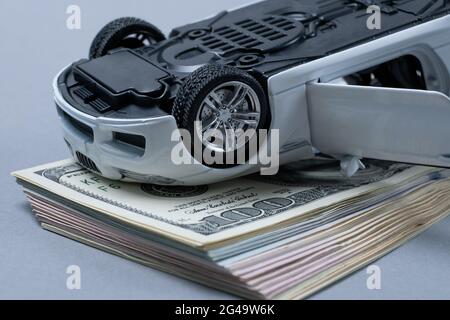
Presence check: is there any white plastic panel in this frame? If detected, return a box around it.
[307,83,450,167]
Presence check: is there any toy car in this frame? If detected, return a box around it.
[54,0,450,185]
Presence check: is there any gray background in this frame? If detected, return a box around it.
[0,0,449,299]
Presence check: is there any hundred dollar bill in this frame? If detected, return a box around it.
[12,159,442,248]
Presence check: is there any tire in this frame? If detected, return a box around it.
[89,17,166,59]
[172,64,269,167]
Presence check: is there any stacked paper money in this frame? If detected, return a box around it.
[12,159,450,299]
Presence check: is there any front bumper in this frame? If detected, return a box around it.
[53,67,262,185]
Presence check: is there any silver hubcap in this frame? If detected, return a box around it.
[195,81,261,153]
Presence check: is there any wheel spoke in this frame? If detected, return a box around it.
[202,120,222,145]
[231,112,260,127]
[204,92,224,112]
[232,118,259,126]
[228,84,249,109]
[202,118,220,133]
[223,120,232,130]
[228,119,238,130]
[210,92,225,109]
[232,112,260,119]
[203,98,220,113]
[224,127,236,151]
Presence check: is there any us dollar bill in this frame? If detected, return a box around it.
[12,159,440,246]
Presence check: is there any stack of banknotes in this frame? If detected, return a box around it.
[13,158,450,299]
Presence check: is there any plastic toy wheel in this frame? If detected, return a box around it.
[172,64,269,167]
[89,17,166,59]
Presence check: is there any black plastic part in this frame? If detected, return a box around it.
[75,51,168,96]
[58,65,172,119]
[68,50,172,113]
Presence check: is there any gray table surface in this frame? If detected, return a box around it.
[1,0,449,300]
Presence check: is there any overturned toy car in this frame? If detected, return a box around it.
[54,0,450,185]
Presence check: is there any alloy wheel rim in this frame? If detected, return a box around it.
[195,81,261,153]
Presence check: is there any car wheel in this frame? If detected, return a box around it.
[172,64,269,167]
[89,17,166,59]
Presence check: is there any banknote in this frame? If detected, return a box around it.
[20,171,450,300]
[13,158,450,299]
[12,158,441,247]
